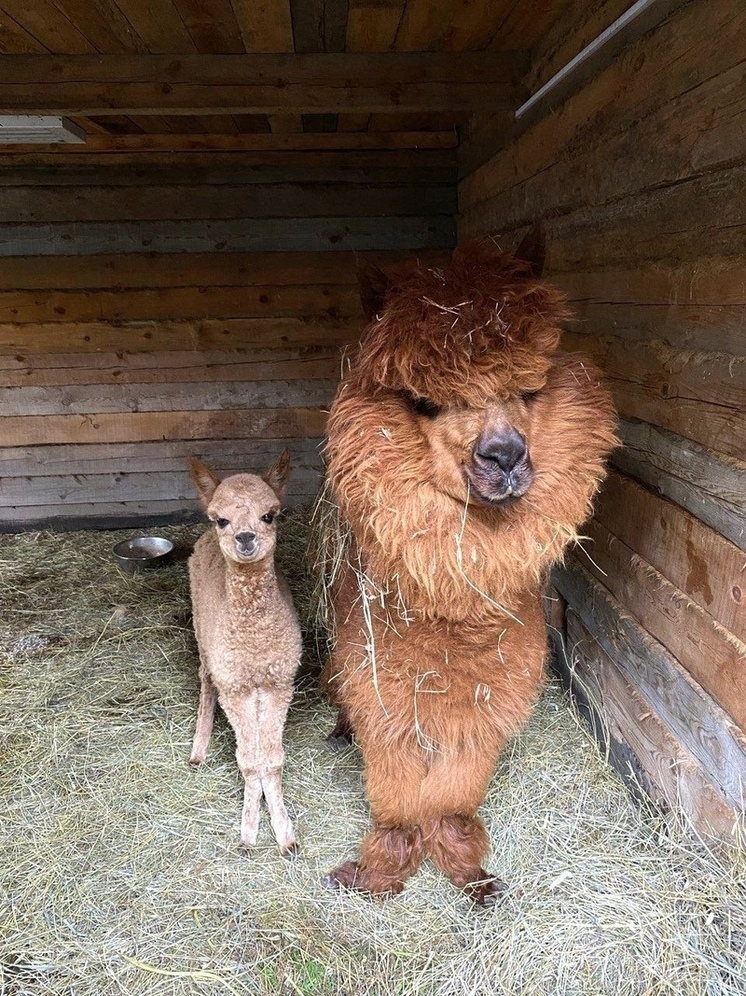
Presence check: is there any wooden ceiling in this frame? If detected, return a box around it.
[0,0,574,154]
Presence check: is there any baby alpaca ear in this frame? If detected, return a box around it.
[514,221,546,278]
[189,457,221,509]
[263,449,291,503]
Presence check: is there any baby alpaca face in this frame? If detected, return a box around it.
[207,475,281,564]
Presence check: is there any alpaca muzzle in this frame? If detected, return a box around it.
[469,427,534,504]
[234,531,258,558]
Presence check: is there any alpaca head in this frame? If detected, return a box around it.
[348,232,578,512]
[189,451,291,565]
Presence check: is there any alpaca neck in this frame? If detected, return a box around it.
[224,557,279,606]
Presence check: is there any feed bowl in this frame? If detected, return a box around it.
[113,536,174,574]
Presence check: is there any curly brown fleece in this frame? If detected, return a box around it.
[321,236,618,903]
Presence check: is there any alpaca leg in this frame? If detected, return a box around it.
[326,706,354,752]
[326,738,430,896]
[189,668,218,765]
[326,825,427,896]
[428,814,507,906]
[220,691,263,848]
[257,687,297,857]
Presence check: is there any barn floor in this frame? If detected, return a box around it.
[1,519,744,996]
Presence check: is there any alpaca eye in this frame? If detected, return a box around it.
[403,392,441,418]
[215,517,229,529]
[521,391,539,403]
[261,512,275,525]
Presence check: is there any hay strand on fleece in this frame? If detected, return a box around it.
[1,520,746,996]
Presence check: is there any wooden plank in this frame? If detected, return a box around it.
[613,420,746,552]
[232,0,294,52]
[345,0,403,52]
[0,316,360,354]
[0,376,336,416]
[608,381,743,461]
[0,131,458,154]
[0,215,456,255]
[0,248,443,290]
[0,146,456,173]
[461,164,746,271]
[171,0,245,53]
[0,465,322,506]
[0,435,324,477]
[0,8,49,53]
[553,558,746,812]
[0,493,319,529]
[562,331,745,412]
[51,0,149,53]
[0,284,363,322]
[595,470,746,639]
[566,611,737,838]
[577,518,746,729]
[0,406,328,446]
[0,182,455,222]
[0,0,95,53]
[1,347,341,386]
[105,0,197,53]
[0,53,528,115]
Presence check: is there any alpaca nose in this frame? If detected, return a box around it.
[235,531,256,549]
[475,428,527,472]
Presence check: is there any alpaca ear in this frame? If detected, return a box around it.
[263,449,291,503]
[189,457,221,509]
[357,262,391,319]
[514,222,546,278]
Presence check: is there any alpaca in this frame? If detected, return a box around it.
[187,451,301,856]
[319,234,618,903]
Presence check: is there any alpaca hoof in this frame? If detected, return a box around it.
[323,861,361,892]
[281,841,299,860]
[326,730,353,753]
[188,756,203,767]
[466,875,508,907]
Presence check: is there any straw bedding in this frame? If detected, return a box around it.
[1,517,744,996]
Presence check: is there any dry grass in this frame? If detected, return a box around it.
[1,517,745,996]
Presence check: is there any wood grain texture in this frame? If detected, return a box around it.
[595,471,745,640]
[0,52,528,115]
[0,316,359,354]
[577,518,746,729]
[0,406,327,446]
[566,611,737,838]
[554,558,746,812]
[613,420,746,552]
[0,215,455,255]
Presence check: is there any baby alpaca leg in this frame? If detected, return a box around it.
[189,667,218,766]
[220,690,262,848]
[257,686,297,856]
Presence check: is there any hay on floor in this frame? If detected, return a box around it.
[1,517,745,996]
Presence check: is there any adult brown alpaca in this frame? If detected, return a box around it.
[320,234,618,904]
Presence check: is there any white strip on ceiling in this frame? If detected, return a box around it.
[0,115,87,143]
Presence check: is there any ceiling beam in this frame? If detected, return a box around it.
[0,130,457,153]
[0,53,528,116]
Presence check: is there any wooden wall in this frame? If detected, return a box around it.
[0,159,455,528]
[458,0,746,835]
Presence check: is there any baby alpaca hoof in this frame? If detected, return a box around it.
[281,841,300,860]
[188,756,203,767]
[465,874,508,907]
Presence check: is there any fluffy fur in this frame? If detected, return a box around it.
[188,451,302,856]
[320,236,618,903]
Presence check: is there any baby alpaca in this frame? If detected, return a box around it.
[187,451,302,856]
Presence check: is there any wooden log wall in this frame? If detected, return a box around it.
[458,0,745,835]
[0,161,455,529]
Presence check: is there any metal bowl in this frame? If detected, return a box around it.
[113,536,174,574]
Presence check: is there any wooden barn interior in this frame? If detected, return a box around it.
[0,0,743,837]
